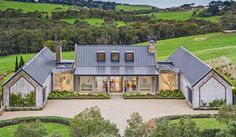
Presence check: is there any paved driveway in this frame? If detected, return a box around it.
[0,96,217,134]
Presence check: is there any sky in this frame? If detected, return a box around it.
[99,0,231,8]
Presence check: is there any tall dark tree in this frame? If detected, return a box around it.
[15,56,19,72]
[19,56,25,69]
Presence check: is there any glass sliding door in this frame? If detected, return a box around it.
[80,77,94,92]
[124,76,137,92]
[110,77,122,93]
[139,77,152,92]
[95,77,108,92]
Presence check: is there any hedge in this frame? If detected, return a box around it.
[48,91,110,100]
[0,116,71,128]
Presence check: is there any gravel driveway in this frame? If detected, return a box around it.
[0,96,217,135]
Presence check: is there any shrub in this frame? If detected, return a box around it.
[9,92,35,107]
[159,90,184,97]
[0,116,71,128]
[48,91,110,99]
[217,105,236,124]
[71,106,119,137]
[14,120,48,137]
[124,112,150,137]
[200,129,221,137]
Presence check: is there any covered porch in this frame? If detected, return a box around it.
[74,76,158,94]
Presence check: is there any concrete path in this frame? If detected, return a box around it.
[0,96,217,134]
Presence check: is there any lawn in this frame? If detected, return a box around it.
[116,4,153,11]
[0,0,70,14]
[170,118,227,130]
[0,123,71,137]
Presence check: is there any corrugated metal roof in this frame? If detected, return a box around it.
[75,67,158,76]
[167,46,212,86]
[75,45,158,76]
[157,62,179,72]
[76,45,156,67]
[3,47,56,87]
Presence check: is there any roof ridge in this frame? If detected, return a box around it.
[22,47,49,70]
[76,45,148,47]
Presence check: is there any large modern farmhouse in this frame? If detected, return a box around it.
[2,42,233,110]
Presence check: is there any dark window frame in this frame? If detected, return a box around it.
[97,52,106,62]
[125,52,134,62]
[111,52,120,62]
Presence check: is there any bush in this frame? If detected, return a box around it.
[200,129,221,137]
[124,112,150,137]
[48,91,110,99]
[15,120,48,137]
[0,116,71,128]
[159,90,184,97]
[71,106,119,137]
[9,92,36,107]
[217,104,236,124]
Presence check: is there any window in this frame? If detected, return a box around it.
[111,52,119,62]
[80,77,94,92]
[97,51,105,62]
[95,77,108,92]
[139,77,152,92]
[124,77,137,92]
[125,52,134,62]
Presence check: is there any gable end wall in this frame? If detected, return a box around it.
[2,70,44,109]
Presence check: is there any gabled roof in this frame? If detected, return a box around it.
[3,47,56,87]
[75,45,158,76]
[167,46,212,86]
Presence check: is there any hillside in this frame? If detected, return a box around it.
[116,4,153,11]
[0,0,70,14]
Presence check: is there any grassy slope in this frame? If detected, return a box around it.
[0,0,70,14]
[171,118,227,130]
[116,4,153,11]
[0,123,71,137]
[141,11,221,22]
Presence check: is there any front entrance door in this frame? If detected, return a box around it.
[110,77,122,93]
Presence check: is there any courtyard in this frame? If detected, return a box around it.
[0,96,217,134]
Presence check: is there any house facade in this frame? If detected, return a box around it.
[2,43,233,110]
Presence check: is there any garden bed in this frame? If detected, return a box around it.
[48,91,110,100]
[123,90,185,99]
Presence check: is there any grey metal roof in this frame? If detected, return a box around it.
[3,47,56,87]
[75,45,158,76]
[75,66,158,76]
[167,46,212,86]
[157,62,179,72]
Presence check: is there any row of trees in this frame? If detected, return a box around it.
[0,18,221,56]
[0,9,49,19]
[13,105,236,137]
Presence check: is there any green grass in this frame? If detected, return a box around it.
[116,4,153,11]
[170,118,227,130]
[141,11,221,22]
[0,0,70,14]
[60,18,77,24]
[0,123,71,137]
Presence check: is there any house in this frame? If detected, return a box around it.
[2,43,233,110]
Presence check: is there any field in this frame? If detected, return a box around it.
[0,0,70,14]
[170,118,227,130]
[116,4,153,11]
[0,123,71,137]
[0,33,236,86]
[141,11,221,22]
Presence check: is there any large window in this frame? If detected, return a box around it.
[125,51,134,62]
[53,73,74,91]
[80,77,94,92]
[124,77,137,92]
[111,52,119,62]
[95,77,108,92]
[159,73,178,91]
[139,77,152,92]
[97,51,105,62]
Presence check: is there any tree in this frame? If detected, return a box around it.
[124,112,150,137]
[71,106,119,137]
[19,56,25,69]
[14,120,48,137]
[15,56,19,72]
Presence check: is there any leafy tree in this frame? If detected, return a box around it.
[216,121,236,137]
[124,112,150,137]
[71,106,119,137]
[14,120,48,137]
[15,56,19,72]
[217,105,236,124]
[19,56,25,69]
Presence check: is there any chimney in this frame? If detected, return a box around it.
[148,39,156,54]
[56,45,62,63]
